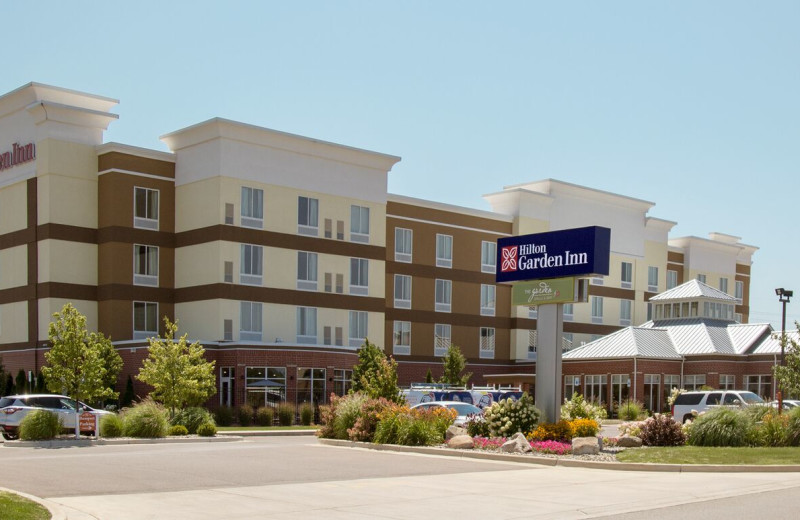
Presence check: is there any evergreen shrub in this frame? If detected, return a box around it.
[172,407,215,434]
[197,422,217,437]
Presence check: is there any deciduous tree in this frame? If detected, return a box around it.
[774,322,800,399]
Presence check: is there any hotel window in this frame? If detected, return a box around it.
[337,220,344,240]
[719,277,729,294]
[591,275,604,285]
[682,374,706,391]
[224,261,233,283]
[350,258,369,296]
[480,284,496,316]
[644,374,661,412]
[297,251,318,291]
[133,244,158,286]
[719,374,735,390]
[611,374,631,406]
[479,327,495,359]
[697,273,706,284]
[336,273,344,294]
[563,303,574,321]
[667,270,678,290]
[349,311,368,348]
[647,266,658,292]
[225,203,234,225]
[334,369,353,397]
[393,321,411,355]
[133,187,159,230]
[240,244,263,286]
[436,234,453,268]
[662,374,680,407]
[591,296,603,324]
[297,196,319,236]
[528,330,537,359]
[395,228,413,263]
[734,312,743,323]
[335,326,343,346]
[481,241,496,273]
[350,205,370,243]
[620,299,632,326]
[241,187,264,229]
[745,375,772,400]
[240,301,263,341]
[620,262,633,289]
[297,368,327,406]
[297,307,317,344]
[324,218,332,239]
[435,279,452,312]
[394,274,412,309]
[245,367,287,408]
[133,301,158,340]
[735,280,744,303]
[223,319,233,341]
[584,375,607,405]
[564,375,581,401]
[434,324,451,357]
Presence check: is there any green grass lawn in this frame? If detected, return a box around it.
[0,491,50,520]
[616,446,800,465]
[216,425,318,431]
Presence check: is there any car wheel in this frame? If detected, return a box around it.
[682,414,694,424]
[2,432,18,440]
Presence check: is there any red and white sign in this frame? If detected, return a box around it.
[500,246,518,272]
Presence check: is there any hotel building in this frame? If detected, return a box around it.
[0,83,768,412]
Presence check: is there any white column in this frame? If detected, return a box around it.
[535,303,563,423]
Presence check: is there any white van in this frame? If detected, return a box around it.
[671,390,764,423]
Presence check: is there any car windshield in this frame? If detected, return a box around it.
[739,392,764,405]
[448,403,482,415]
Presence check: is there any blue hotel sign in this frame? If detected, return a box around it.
[496,226,611,284]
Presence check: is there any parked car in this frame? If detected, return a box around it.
[410,401,483,427]
[671,390,765,423]
[768,399,800,410]
[0,394,112,440]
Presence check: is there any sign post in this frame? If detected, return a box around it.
[497,226,610,423]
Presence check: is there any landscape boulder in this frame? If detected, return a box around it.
[572,436,600,455]
[617,435,643,448]
[446,425,467,441]
[501,432,532,454]
[448,435,474,449]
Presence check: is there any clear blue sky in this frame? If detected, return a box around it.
[3,1,798,329]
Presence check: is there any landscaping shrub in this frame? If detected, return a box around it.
[300,403,314,426]
[172,407,215,434]
[527,420,573,442]
[618,400,646,421]
[569,418,600,438]
[638,414,686,446]
[19,409,61,440]
[237,404,254,427]
[465,414,490,437]
[743,404,771,424]
[373,403,454,446]
[346,397,390,442]
[483,393,541,437]
[100,413,124,438]
[122,398,169,438]
[214,406,234,427]
[686,407,752,447]
[786,406,800,446]
[168,424,189,436]
[328,393,368,439]
[277,403,295,426]
[753,409,789,447]
[317,393,391,442]
[197,422,217,437]
[255,406,275,427]
[618,421,645,437]
[561,393,607,423]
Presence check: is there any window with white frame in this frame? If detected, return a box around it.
[682,374,706,391]
[745,375,772,400]
[393,321,411,355]
[480,284,496,316]
[734,312,743,323]
[667,269,678,290]
[591,275,604,285]
[395,227,412,262]
[481,241,496,273]
[697,273,706,284]
[564,375,581,401]
[647,266,658,292]
[434,324,451,357]
[394,274,412,308]
[528,330,537,359]
[297,251,318,291]
[350,205,370,243]
[133,244,158,286]
[297,196,319,236]
[591,296,603,323]
[620,262,633,289]
[436,234,453,268]
[584,375,607,405]
[719,374,735,390]
[434,279,452,312]
[349,258,369,296]
[563,303,574,321]
[133,301,158,339]
[735,280,744,303]
[297,307,317,344]
[719,277,729,294]
[241,186,264,229]
[348,311,368,348]
[240,244,263,285]
[134,187,159,230]
[479,327,495,359]
[620,299,632,326]
[240,301,263,341]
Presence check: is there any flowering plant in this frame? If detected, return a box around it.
[530,440,572,455]
[561,393,607,423]
[472,436,507,450]
[666,387,685,408]
[482,393,541,437]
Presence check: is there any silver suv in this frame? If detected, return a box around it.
[671,390,764,424]
[0,394,111,439]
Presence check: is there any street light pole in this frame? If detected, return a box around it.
[775,288,793,412]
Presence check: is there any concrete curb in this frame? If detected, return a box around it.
[218,429,318,437]
[3,435,243,448]
[317,438,800,473]
[0,486,67,520]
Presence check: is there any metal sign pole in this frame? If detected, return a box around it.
[535,303,563,423]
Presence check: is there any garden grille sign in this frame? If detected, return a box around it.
[495,226,611,284]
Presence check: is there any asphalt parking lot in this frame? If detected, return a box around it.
[3,436,800,519]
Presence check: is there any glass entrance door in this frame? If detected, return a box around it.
[220,367,234,407]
